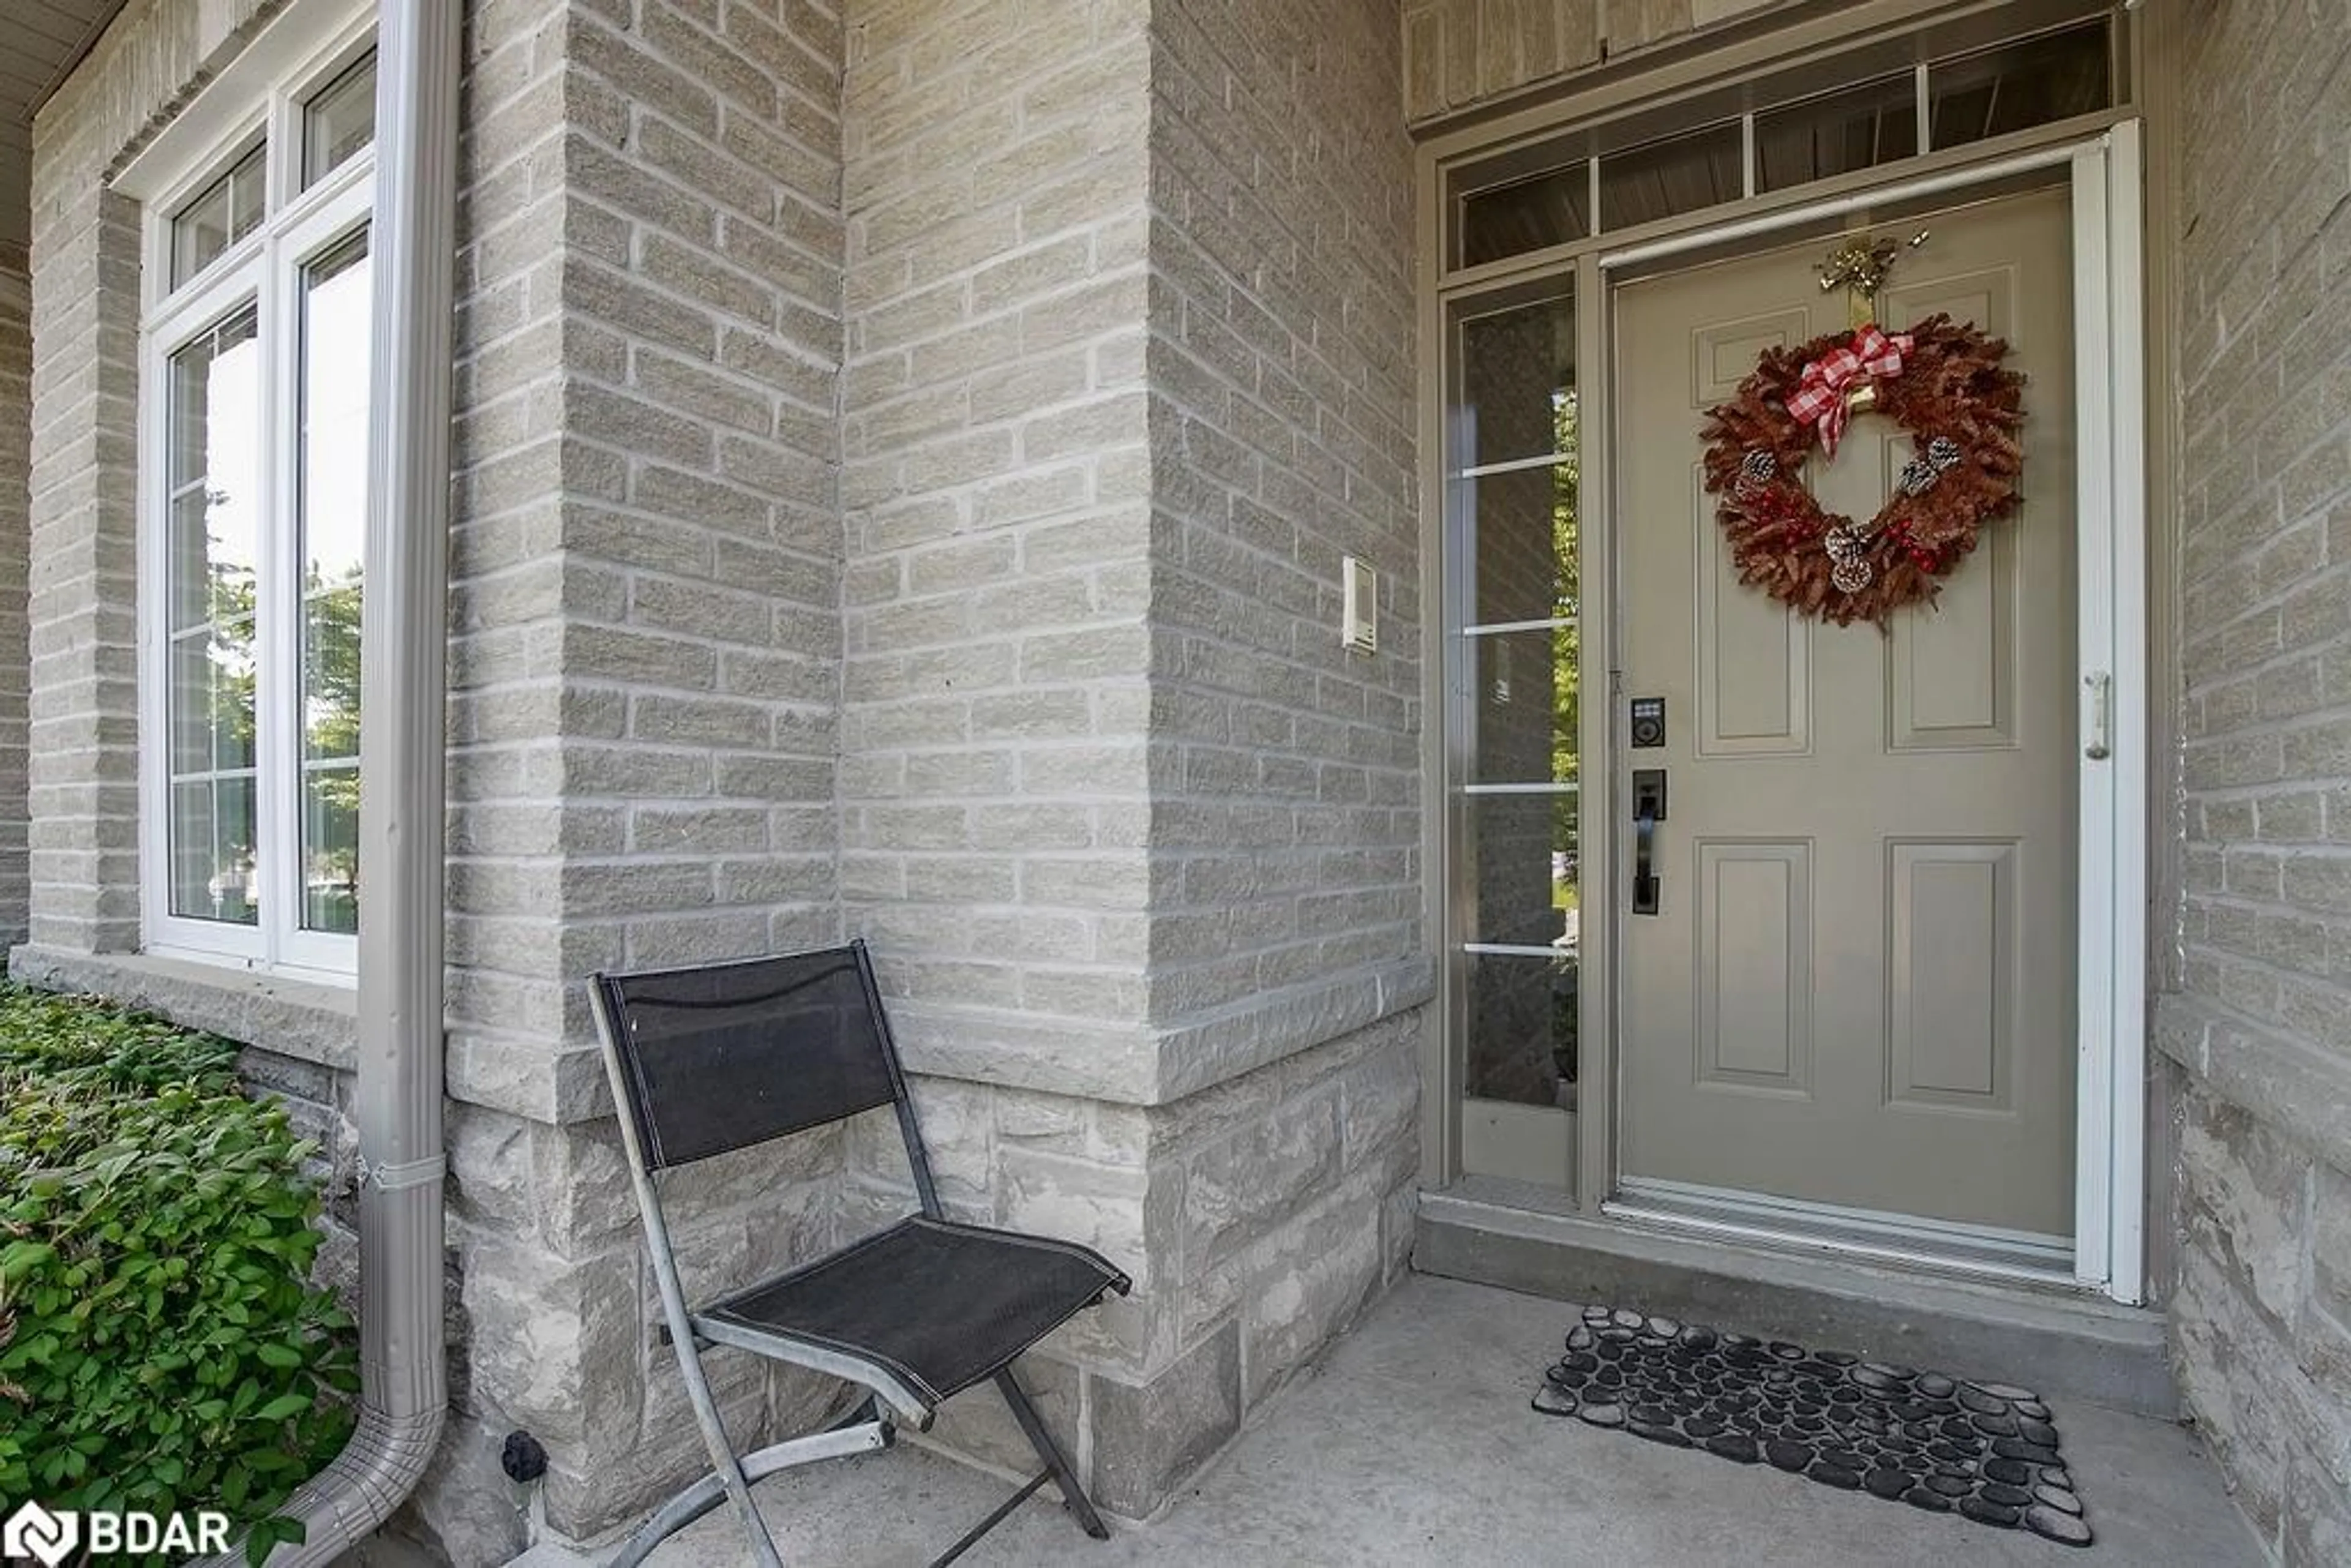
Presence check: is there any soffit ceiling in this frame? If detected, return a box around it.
[0,0,129,257]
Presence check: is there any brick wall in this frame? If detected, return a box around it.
[444,0,853,1547]
[0,256,28,944]
[1121,0,1426,1495]
[1146,0,1424,1072]
[21,0,179,959]
[827,0,1422,1517]
[446,0,846,1102]
[831,0,1161,1500]
[836,0,1155,1062]
[1400,0,1790,124]
[2159,2,2351,1561]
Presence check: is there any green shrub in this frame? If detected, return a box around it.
[0,984,358,1564]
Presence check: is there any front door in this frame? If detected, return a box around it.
[1615,184,2078,1247]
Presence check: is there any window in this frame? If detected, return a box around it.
[1445,4,2123,272]
[1447,287,1582,1111]
[143,42,376,975]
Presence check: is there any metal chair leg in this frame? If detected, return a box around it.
[678,1364,783,1568]
[607,1422,892,1567]
[994,1365,1111,1540]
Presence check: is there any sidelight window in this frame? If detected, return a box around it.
[1447,288,1582,1112]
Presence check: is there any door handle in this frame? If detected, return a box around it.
[1632,769,1667,917]
[2083,671,2112,762]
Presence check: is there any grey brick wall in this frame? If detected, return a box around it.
[2159,2,2351,1561]
[1146,0,1424,1063]
[444,0,853,1547]
[1119,0,1422,1493]
[1400,0,1790,124]
[838,0,1155,1045]
[20,0,193,958]
[0,256,28,945]
[448,0,846,1094]
[826,0,1421,1506]
[827,0,1422,1515]
[833,0,1164,1498]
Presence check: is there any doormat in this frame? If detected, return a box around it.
[1532,1305,2093,1547]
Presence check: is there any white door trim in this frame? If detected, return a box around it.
[2072,124,2149,1305]
[1595,127,2150,1305]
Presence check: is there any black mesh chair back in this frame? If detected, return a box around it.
[596,943,904,1171]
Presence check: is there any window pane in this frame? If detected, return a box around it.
[171,143,267,287]
[1466,792,1578,945]
[301,767,359,934]
[167,309,262,632]
[1463,413,1578,628]
[304,54,377,187]
[1755,73,1919,193]
[1466,952,1578,1108]
[170,776,258,925]
[1930,21,2111,152]
[168,623,257,776]
[1471,626,1578,789]
[1460,161,1589,269]
[298,228,371,934]
[1597,121,1743,233]
[1453,292,1575,470]
[166,306,263,928]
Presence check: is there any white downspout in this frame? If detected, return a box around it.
[201,4,459,1561]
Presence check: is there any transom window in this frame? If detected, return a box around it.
[142,38,376,976]
[1447,7,2120,271]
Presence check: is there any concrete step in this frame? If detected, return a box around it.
[1415,1177,2177,1418]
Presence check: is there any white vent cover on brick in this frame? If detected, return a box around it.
[1342,555,1377,655]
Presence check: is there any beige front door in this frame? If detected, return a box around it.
[1616,184,2078,1240]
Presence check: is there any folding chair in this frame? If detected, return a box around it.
[588,940,1132,1567]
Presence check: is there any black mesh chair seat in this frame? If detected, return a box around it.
[702,1215,1126,1415]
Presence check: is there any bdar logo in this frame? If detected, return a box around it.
[2,1500,78,1568]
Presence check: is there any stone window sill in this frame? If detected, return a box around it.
[8,943,358,1074]
[7,942,614,1127]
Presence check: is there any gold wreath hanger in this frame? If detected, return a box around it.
[1817,230,1931,415]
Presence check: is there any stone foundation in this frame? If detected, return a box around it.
[888,1010,1423,1517]
[0,258,24,947]
[2161,1059,2351,1562]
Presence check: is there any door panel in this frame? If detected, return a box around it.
[1696,471,1812,756]
[1693,839,1813,1092]
[1889,521,2016,749]
[1887,840,2016,1108]
[1616,184,2077,1238]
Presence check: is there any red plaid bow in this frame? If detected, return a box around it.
[1785,325,1913,459]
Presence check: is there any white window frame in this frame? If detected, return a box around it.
[130,6,378,980]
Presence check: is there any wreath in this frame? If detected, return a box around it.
[1699,313,2025,628]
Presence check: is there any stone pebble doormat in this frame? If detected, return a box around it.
[1532,1305,2093,1547]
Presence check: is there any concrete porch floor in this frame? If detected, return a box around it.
[520,1275,2261,1566]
